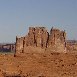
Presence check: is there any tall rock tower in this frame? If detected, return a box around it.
[48,27,66,52]
[25,27,49,48]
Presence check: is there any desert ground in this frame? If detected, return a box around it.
[0,51,77,77]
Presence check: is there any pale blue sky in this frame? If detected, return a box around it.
[0,0,77,42]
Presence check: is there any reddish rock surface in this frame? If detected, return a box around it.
[0,27,77,77]
[16,27,66,55]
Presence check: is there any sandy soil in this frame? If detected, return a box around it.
[0,52,77,77]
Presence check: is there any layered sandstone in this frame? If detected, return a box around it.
[66,40,77,52]
[1,27,77,77]
[16,27,66,55]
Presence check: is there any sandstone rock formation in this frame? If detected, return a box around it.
[0,43,15,52]
[66,40,77,52]
[16,27,66,55]
[1,27,77,77]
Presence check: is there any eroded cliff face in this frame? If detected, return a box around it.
[1,27,77,77]
[25,27,49,48]
[16,27,66,55]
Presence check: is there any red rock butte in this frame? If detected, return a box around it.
[0,27,77,77]
[16,27,67,55]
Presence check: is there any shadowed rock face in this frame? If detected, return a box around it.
[16,27,66,55]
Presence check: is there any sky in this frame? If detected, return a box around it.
[0,0,77,43]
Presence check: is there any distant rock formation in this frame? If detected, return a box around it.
[16,27,66,55]
[66,40,77,51]
[0,43,15,52]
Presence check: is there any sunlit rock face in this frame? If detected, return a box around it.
[16,27,66,55]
